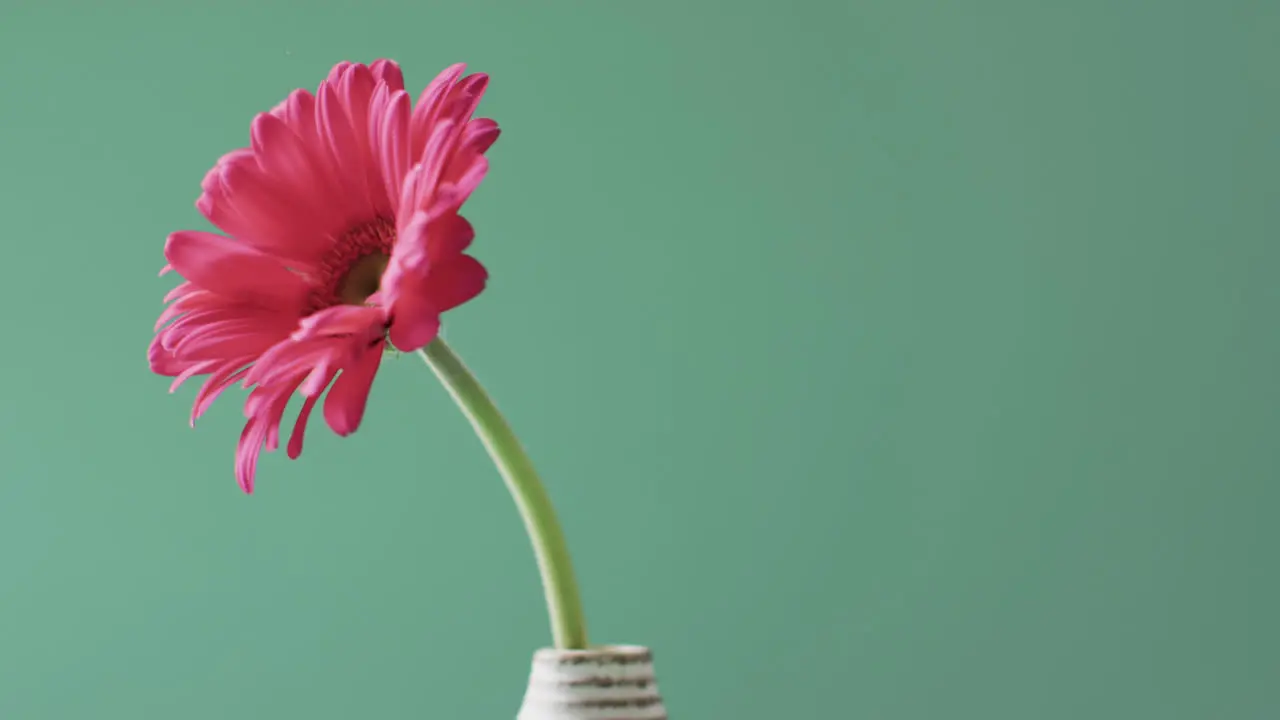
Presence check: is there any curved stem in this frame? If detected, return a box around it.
[417,337,589,649]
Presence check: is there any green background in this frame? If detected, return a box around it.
[1,1,1275,718]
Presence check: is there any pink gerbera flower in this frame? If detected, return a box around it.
[148,59,499,493]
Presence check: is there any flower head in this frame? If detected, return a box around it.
[149,59,499,493]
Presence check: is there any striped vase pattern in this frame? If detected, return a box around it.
[516,645,668,720]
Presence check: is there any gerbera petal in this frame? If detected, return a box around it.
[155,291,227,332]
[396,163,429,229]
[300,361,339,398]
[370,58,405,92]
[164,231,309,309]
[386,211,475,283]
[235,416,271,493]
[425,254,489,312]
[287,392,323,459]
[418,117,463,195]
[167,359,221,393]
[449,74,491,125]
[175,330,289,365]
[337,63,391,215]
[326,61,354,87]
[214,155,330,264]
[387,297,442,352]
[317,80,372,223]
[292,304,386,343]
[250,113,319,195]
[410,63,467,160]
[323,344,385,436]
[246,338,337,389]
[163,281,200,305]
[380,213,429,307]
[435,155,490,216]
[442,118,498,186]
[386,253,486,353]
[459,117,501,156]
[249,112,342,232]
[338,62,377,113]
[372,90,412,215]
[261,378,305,453]
[169,319,271,355]
[161,311,256,351]
[270,89,338,192]
[192,362,253,426]
[197,151,296,256]
[148,334,191,376]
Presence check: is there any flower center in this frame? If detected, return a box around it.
[308,217,396,311]
[337,253,390,305]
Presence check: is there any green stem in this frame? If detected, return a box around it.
[417,337,589,650]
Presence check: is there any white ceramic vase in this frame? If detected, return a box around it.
[516,645,668,719]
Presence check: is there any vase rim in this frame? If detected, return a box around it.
[531,644,652,659]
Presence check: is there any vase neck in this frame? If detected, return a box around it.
[517,645,667,720]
